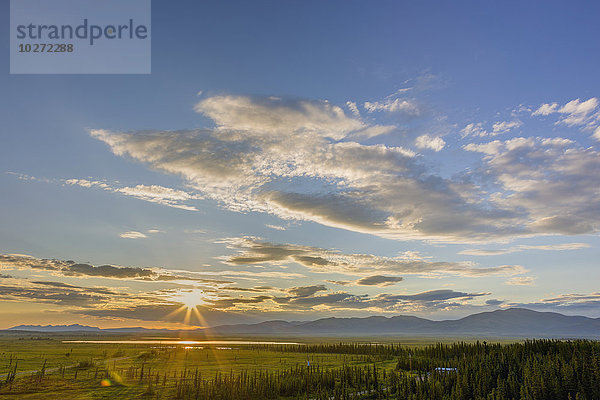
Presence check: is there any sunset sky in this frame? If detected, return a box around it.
[1,1,600,329]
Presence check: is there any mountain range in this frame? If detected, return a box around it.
[6,308,600,338]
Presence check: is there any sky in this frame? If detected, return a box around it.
[1,0,600,329]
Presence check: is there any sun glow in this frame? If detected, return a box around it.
[171,289,208,309]
[165,289,215,327]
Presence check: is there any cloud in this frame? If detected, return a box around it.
[265,224,286,231]
[222,286,275,293]
[531,98,600,139]
[415,134,445,151]
[464,137,600,235]
[541,293,600,305]
[325,280,351,286]
[505,276,535,286]
[76,303,260,326]
[64,178,109,189]
[0,278,135,308]
[461,120,521,138]
[508,292,600,316]
[0,256,494,320]
[461,122,488,138]
[355,275,403,287]
[363,98,420,115]
[275,289,489,313]
[195,95,374,141]
[0,254,229,284]
[492,120,522,135]
[382,289,488,302]
[93,95,517,242]
[0,284,106,307]
[119,231,147,239]
[346,101,360,117]
[532,103,559,116]
[208,295,273,310]
[116,185,200,208]
[164,284,489,315]
[221,237,526,278]
[66,179,199,211]
[90,94,600,242]
[459,242,590,256]
[557,98,599,126]
[288,285,328,297]
[67,263,155,278]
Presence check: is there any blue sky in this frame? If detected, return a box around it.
[1,0,599,328]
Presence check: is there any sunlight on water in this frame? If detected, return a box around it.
[62,340,302,345]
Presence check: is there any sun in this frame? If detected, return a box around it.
[171,289,208,309]
[166,289,214,326]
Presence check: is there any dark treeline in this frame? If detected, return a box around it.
[390,339,600,400]
[267,343,405,357]
[172,340,600,399]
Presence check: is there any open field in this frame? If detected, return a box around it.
[0,333,599,399]
[0,333,403,399]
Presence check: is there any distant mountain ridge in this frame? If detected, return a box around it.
[5,309,600,338]
[204,309,600,337]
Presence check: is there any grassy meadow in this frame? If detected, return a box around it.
[0,333,404,399]
[1,333,599,399]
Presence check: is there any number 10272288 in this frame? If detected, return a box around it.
[18,43,74,52]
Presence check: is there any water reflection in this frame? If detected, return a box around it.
[62,340,302,345]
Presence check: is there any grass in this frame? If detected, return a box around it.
[0,333,521,399]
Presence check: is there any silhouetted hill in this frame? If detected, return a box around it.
[204,308,600,337]
[437,308,600,336]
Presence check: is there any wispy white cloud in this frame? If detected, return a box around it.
[532,98,600,139]
[116,185,200,209]
[265,224,286,231]
[557,98,598,126]
[363,98,420,115]
[532,102,559,116]
[345,101,360,117]
[459,242,590,256]
[65,179,200,211]
[65,178,109,189]
[195,95,385,141]
[461,122,487,137]
[505,276,535,286]
[492,120,522,135]
[119,231,147,239]
[461,120,521,138]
